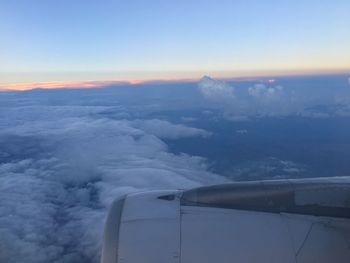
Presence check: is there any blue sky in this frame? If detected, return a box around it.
[0,0,350,85]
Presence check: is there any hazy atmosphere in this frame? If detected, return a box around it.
[1,1,350,263]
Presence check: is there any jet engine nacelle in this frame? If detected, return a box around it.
[101,178,350,263]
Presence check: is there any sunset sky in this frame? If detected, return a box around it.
[1,0,350,89]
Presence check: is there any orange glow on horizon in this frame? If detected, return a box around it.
[0,80,134,91]
[0,78,198,91]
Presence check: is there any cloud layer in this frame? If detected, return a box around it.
[1,74,350,262]
[0,97,226,263]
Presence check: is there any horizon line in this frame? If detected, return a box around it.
[1,69,349,91]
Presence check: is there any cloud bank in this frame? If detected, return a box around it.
[198,75,350,119]
[0,97,226,263]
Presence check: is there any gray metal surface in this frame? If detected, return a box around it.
[101,196,126,263]
[180,206,350,263]
[181,178,350,218]
[117,190,181,263]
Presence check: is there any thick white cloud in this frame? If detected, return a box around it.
[131,119,211,139]
[198,76,235,101]
[197,77,304,118]
[198,76,245,119]
[246,83,296,116]
[248,84,284,99]
[197,75,350,119]
[0,99,226,263]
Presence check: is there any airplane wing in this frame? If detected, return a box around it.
[101,178,350,263]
